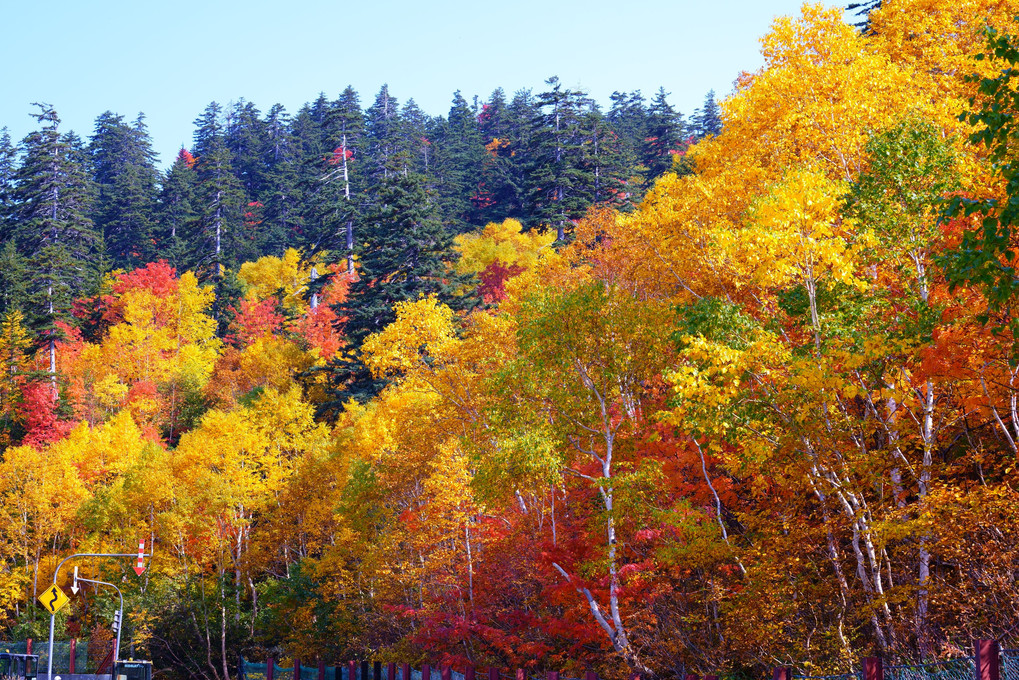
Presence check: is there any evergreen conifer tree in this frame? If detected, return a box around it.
[89,111,160,270]
[584,105,630,209]
[364,85,405,183]
[191,102,249,307]
[329,165,473,404]
[692,90,723,140]
[607,90,648,189]
[319,87,366,270]
[400,98,435,177]
[642,88,685,188]
[226,99,268,199]
[528,77,595,240]
[260,103,301,257]
[475,88,528,224]
[156,148,200,268]
[8,104,100,377]
[433,91,485,233]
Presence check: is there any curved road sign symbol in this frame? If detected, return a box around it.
[38,584,69,614]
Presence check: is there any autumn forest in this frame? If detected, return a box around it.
[1,1,1018,679]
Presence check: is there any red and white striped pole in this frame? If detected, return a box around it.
[134,540,146,575]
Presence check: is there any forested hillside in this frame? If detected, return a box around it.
[1,1,1018,679]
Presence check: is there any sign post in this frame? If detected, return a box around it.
[45,546,149,680]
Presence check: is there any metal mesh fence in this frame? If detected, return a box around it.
[793,673,862,680]
[886,658,976,680]
[1001,649,1019,680]
[0,641,88,674]
[240,662,578,680]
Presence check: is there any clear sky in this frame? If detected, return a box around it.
[0,0,842,168]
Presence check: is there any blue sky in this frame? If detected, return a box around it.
[1,0,842,167]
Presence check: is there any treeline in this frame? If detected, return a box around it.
[0,80,720,328]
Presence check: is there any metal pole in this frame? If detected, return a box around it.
[46,552,148,680]
[76,576,124,664]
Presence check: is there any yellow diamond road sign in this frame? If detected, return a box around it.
[38,584,70,614]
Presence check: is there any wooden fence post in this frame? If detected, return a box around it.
[268,657,275,680]
[401,664,411,680]
[515,669,524,680]
[488,668,499,680]
[362,661,370,680]
[69,638,76,674]
[976,640,1001,680]
[773,668,792,680]
[26,639,32,655]
[295,658,302,680]
[375,662,383,680]
[387,663,396,680]
[422,664,431,680]
[442,667,451,680]
[465,667,475,680]
[585,671,597,680]
[319,659,326,680]
[864,658,883,680]
[349,661,358,680]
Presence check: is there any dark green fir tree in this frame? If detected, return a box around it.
[642,87,686,188]
[8,104,100,376]
[528,76,595,240]
[191,102,249,316]
[433,91,485,233]
[327,163,474,405]
[155,148,200,270]
[692,90,723,140]
[89,111,160,270]
[260,103,302,257]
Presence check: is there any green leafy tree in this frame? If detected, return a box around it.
[942,26,1019,340]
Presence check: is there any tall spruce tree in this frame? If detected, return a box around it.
[433,91,485,233]
[291,96,331,255]
[0,241,28,315]
[401,98,435,177]
[329,165,473,404]
[607,90,648,191]
[474,88,529,224]
[191,102,248,305]
[89,111,160,270]
[156,148,200,268]
[8,104,99,377]
[642,88,685,188]
[692,90,723,140]
[584,104,630,209]
[319,86,366,270]
[0,128,17,233]
[260,103,301,257]
[528,76,596,240]
[364,85,405,183]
